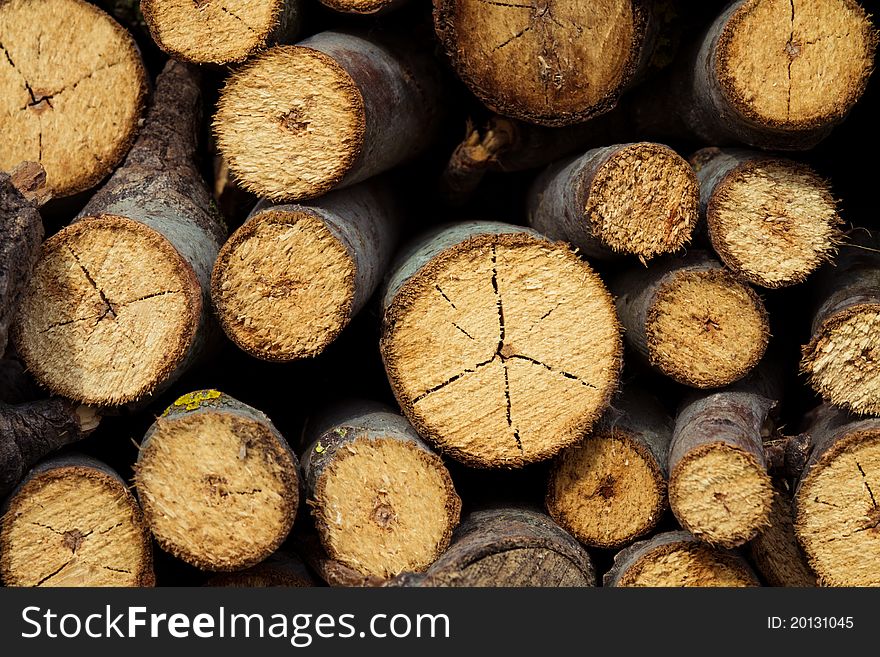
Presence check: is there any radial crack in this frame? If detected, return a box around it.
[103,566,132,574]
[35,560,73,586]
[477,0,533,8]
[856,461,878,508]
[436,285,457,310]
[412,356,497,404]
[67,247,117,319]
[118,289,183,307]
[785,0,795,121]
[502,362,523,452]
[491,245,505,352]
[220,5,257,34]
[452,323,476,341]
[508,354,596,388]
[31,521,64,535]
[495,24,534,50]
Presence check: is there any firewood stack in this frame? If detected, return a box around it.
[0,0,877,588]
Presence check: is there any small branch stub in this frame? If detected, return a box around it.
[794,404,880,586]
[381,222,622,468]
[142,0,301,65]
[0,0,147,197]
[604,530,760,587]
[211,183,398,361]
[433,0,656,126]
[528,142,699,261]
[0,455,155,587]
[694,147,840,288]
[135,390,300,572]
[546,386,672,549]
[301,400,461,579]
[612,251,769,388]
[214,31,443,202]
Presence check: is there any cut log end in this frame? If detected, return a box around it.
[608,532,760,587]
[796,427,880,586]
[434,0,642,126]
[716,0,877,130]
[802,304,880,416]
[647,269,769,388]
[708,159,840,288]
[319,0,400,14]
[547,429,666,549]
[0,465,153,587]
[13,215,201,405]
[141,0,288,64]
[214,45,365,202]
[312,436,460,579]
[383,232,621,468]
[135,395,299,571]
[669,442,773,548]
[0,0,147,197]
[212,209,356,361]
[587,143,699,259]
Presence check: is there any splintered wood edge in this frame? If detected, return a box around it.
[546,429,667,549]
[213,45,366,202]
[211,208,357,362]
[141,0,287,64]
[311,436,461,578]
[0,466,154,587]
[586,143,700,259]
[716,0,878,130]
[801,303,880,416]
[668,441,774,548]
[707,158,841,288]
[381,232,623,468]
[135,408,300,571]
[433,0,648,126]
[0,0,148,197]
[646,268,769,388]
[12,215,201,405]
[795,428,880,586]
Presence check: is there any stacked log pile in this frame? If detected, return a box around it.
[0,0,877,588]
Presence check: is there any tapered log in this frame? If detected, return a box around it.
[134,390,300,572]
[611,251,769,388]
[668,380,776,548]
[794,404,880,586]
[0,0,147,197]
[527,143,699,261]
[638,0,877,150]
[604,530,760,587]
[301,400,461,578]
[433,0,657,126]
[393,507,595,587]
[211,183,398,361]
[0,454,154,587]
[205,550,318,587]
[214,31,443,202]
[318,0,407,15]
[693,147,840,287]
[748,480,816,587]
[801,240,880,416]
[142,0,301,64]
[13,61,226,406]
[546,386,671,549]
[381,221,622,468]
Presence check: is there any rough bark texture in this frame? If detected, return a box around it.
[13,60,226,406]
[611,250,769,388]
[142,0,301,65]
[633,0,877,150]
[692,146,840,288]
[0,453,155,587]
[546,386,671,549]
[205,550,318,587]
[668,373,776,547]
[381,221,622,468]
[433,0,657,126]
[300,399,461,578]
[390,507,595,587]
[135,390,300,572]
[527,142,698,261]
[211,182,398,361]
[214,31,444,202]
[748,479,817,587]
[0,163,44,355]
[604,529,760,587]
[801,238,880,416]
[793,404,880,586]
